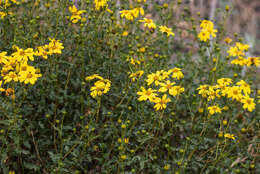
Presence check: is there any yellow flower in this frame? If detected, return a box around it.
[198,30,210,42]
[200,20,214,29]
[164,164,170,170]
[235,42,249,51]
[245,57,260,67]
[169,86,184,96]
[139,18,156,30]
[207,105,222,115]
[224,133,235,140]
[129,70,144,82]
[227,46,245,57]
[47,38,64,54]
[0,11,7,19]
[137,87,157,102]
[197,85,208,98]
[12,47,34,62]
[217,78,232,86]
[120,155,127,160]
[124,138,129,144]
[18,68,42,85]
[122,31,129,36]
[169,68,184,80]
[158,80,176,93]
[153,94,171,111]
[241,97,255,112]
[236,80,251,95]
[224,37,232,44]
[146,71,163,86]
[227,86,242,101]
[198,20,217,42]
[94,0,108,11]
[69,5,86,23]
[159,25,175,37]
[90,79,111,98]
[3,71,18,83]
[85,74,104,81]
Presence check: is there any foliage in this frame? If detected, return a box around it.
[0,0,259,173]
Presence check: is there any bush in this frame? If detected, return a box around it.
[0,0,259,173]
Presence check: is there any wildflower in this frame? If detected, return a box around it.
[12,47,34,62]
[159,26,175,37]
[224,37,232,44]
[227,46,244,57]
[222,120,228,126]
[139,18,156,30]
[223,106,229,111]
[146,71,162,86]
[169,86,184,96]
[245,57,260,67]
[120,155,126,160]
[153,94,171,111]
[85,74,104,81]
[90,79,111,98]
[169,68,184,80]
[94,0,108,11]
[129,70,144,82]
[158,80,176,93]
[241,97,255,112]
[207,105,222,115]
[122,31,128,36]
[121,124,126,129]
[3,71,19,83]
[217,78,232,86]
[198,108,204,113]
[235,42,249,52]
[207,86,220,101]
[124,138,129,144]
[18,68,42,85]
[197,85,208,98]
[198,30,210,42]
[164,164,170,170]
[236,80,251,95]
[224,133,235,140]
[198,20,217,42]
[69,5,86,23]
[137,87,157,102]
[200,20,214,29]
[227,86,242,101]
[0,11,7,19]
[47,38,64,54]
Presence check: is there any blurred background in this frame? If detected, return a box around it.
[153,0,260,54]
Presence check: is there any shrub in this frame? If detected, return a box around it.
[0,0,259,173]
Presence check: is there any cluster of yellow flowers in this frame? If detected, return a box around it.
[197,78,256,114]
[198,20,217,42]
[94,0,108,11]
[120,7,144,21]
[0,38,64,97]
[227,42,260,66]
[139,18,175,37]
[0,0,19,19]
[85,74,111,98]
[0,0,19,8]
[137,68,184,111]
[69,5,86,24]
